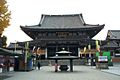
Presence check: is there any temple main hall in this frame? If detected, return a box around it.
[20,14,104,59]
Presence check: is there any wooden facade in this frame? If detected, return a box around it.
[19,14,104,58]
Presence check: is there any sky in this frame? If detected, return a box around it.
[3,0,120,45]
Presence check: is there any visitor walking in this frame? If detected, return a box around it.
[37,62,41,70]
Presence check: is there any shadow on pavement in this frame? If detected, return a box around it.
[0,75,12,80]
[47,70,87,74]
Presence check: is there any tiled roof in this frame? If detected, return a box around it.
[40,14,85,28]
[107,30,120,40]
[23,14,104,29]
[0,48,21,56]
[7,43,23,49]
[101,41,119,48]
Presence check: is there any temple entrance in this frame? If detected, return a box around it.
[47,44,79,57]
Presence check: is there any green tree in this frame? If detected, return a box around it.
[0,0,11,35]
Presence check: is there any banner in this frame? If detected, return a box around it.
[88,44,91,50]
[83,47,86,53]
[25,42,29,63]
[95,40,100,52]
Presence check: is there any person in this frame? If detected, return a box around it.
[7,60,11,71]
[37,62,41,70]
[55,63,58,72]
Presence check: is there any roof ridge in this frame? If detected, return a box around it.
[78,14,86,25]
[40,13,81,16]
[108,30,120,32]
[85,24,105,26]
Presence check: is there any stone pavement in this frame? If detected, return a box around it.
[1,66,119,80]
[0,71,14,80]
[101,66,120,76]
[91,63,120,76]
[101,63,120,76]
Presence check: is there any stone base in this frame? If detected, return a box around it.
[96,63,108,69]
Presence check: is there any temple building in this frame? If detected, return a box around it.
[101,30,120,62]
[101,30,120,53]
[20,14,105,59]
